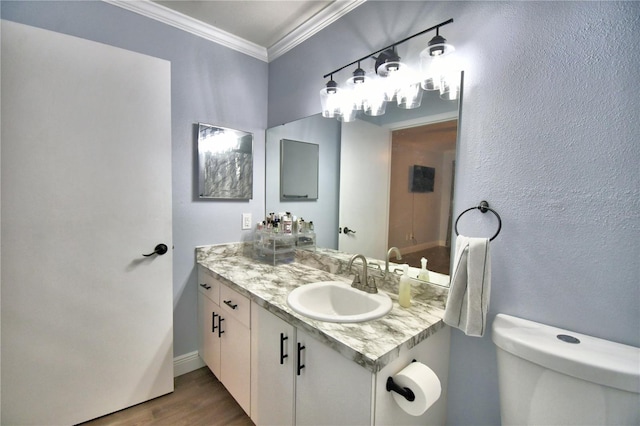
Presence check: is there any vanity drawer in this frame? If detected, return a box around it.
[198,266,220,305]
[220,284,250,328]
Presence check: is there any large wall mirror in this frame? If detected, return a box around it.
[266,76,462,282]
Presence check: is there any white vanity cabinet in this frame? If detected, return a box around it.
[250,302,372,426]
[197,269,221,375]
[197,267,251,415]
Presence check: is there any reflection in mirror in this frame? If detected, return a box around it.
[198,123,253,199]
[387,119,457,278]
[266,78,461,283]
[280,139,319,201]
[265,115,340,249]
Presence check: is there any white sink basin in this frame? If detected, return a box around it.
[287,281,392,323]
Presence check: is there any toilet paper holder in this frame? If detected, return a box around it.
[386,359,416,402]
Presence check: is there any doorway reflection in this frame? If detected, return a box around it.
[388,120,457,274]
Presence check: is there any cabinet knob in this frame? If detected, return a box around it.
[200,283,211,290]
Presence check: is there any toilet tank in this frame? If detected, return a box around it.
[492,314,640,426]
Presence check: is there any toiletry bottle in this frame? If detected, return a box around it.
[399,264,411,308]
[418,257,430,281]
[283,212,293,234]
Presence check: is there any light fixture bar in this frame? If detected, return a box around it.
[322,18,453,79]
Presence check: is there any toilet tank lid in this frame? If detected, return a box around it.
[492,314,640,394]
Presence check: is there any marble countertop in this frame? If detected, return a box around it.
[196,243,448,373]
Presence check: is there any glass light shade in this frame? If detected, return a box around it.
[377,63,414,102]
[320,87,341,118]
[376,60,404,77]
[346,75,370,110]
[420,54,444,91]
[426,42,455,57]
[337,108,358,122]
[419,44,455,91]
[358,75,387,116]
[396,82,423,109]
[439,69,460,100]
[336,87,359,122]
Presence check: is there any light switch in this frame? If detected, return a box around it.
[242,213,252,230]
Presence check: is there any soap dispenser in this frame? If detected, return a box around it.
[399,264,411,308]
[418,257,430,282]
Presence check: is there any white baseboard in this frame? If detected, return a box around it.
[173,350,205,377]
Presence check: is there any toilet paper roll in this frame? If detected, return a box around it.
[391,361,442,416]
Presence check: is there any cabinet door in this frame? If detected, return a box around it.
[220,312,251,415]
[295,328,372,426]
[251,303,295,425]
[198,294,221,377]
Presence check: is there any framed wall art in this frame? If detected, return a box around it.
[197,123,253,199]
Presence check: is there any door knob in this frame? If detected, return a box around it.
[342,227,356,235]
[143,243,168,257]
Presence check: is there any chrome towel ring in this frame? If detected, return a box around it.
[454,201,502,241]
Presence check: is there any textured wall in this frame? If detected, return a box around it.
[1,1,268,358]
[269,2,640,424]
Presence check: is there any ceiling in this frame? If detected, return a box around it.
[393,119,458,152]
[111,0,364,61]
[154,1,333,49]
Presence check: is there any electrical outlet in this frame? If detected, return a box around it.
[242,213,252,230]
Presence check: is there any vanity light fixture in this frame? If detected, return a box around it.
[319,74,340,118]
[320,18,458,121]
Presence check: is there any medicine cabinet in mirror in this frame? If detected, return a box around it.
[198,123,253,200]
[280,139,319,201]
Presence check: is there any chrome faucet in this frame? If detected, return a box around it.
[385,247,402,275]
[347,254,378,294]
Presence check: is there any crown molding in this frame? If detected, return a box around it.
[268,0,366,62]
[103,0,268,61]
[104,0,364,63]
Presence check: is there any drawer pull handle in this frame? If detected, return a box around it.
[297,343,305,375]
[223,300,238,310]
[280,333,289,365]
[218,317,225,337]
[200,283,211,290]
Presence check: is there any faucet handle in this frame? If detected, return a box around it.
[351,272,361,286]
[366,276,378,293]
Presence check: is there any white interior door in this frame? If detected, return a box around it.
[339,119,391,259]
[1,21,173,425]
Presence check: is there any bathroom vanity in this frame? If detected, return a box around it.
[196,243,450,425]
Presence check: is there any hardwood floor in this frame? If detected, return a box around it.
[80,367,253,426]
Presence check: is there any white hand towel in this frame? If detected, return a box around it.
[444,235,491,337]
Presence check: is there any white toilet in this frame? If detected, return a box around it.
[492,313,640,425]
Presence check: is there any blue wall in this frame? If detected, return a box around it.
[3,1,639,424]
[1,1,268,358]
[268,1,640,424]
